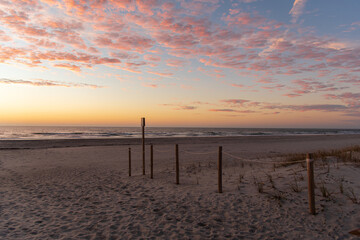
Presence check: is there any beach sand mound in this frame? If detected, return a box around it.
[1,136,359,239]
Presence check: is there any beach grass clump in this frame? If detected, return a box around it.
[344,187,359,204]
[253,176,265,193]
[238,172,245,184]
[277,145,360,168]
[280,153,307,167]
[269,190,286,201]
[266,189,287,207]
[319,181,332,199]
[338,177,344,194]
[266,173,276,189]
[290,176,301,193]
[314,145,360,163]
[185,163,197,174]
[257,182,264,193]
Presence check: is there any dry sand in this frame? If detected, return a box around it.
[1,135,360,239]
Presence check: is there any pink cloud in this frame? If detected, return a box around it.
[209,109,237,112]
[109,0,135,10]
[0,0,358,104]
[180,0,220,16]
[95,35,154,53]
[136,0,159,16]
[147,70,173,77]
[155,32,199,48]
[117,66,142,74]
[25,37,64,49]
[142,83,158,88]
[93,17,126,32]
[283,93,302,98]
[256,77,274,84]
[0,30,12,41]
[125,61,147,67]
[144,54,161,62]
[221,99,249,106]
[40,0,59,6]
[324,92,360,108]
[231,83,245,88]
[53,63,81,72]
[261,84,285,91]
[160,103,197,110]
[0,77,102,88]
[209,108,257,113]
[281,79,346,97]
[289,0,308,23]
[263,104,348,112]
[161,2,175,12]
[53,30,87,49]
[166,58,186,67]
[109,52,139,60]
[175,105,196,110]
[43,19,83,31]
[0,45,28,63]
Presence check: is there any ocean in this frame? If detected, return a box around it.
[0,126,359,140]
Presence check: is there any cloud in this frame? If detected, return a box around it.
[209,108,237,112]
[238,0,258,3]
[175,106,196,110]
[94,34,154,53]
[53,63,81,72]
[147,70,173,77]
[221,99,250,106]
[160,103,196,110]
[142,83,158,88]
[143,54,161,62]
[209,108,257,113]
[263,104,348,112]
[0,30,12,41]
[289,0,308,23]
[0,78,103,88]
[166,58,186,67]
[217,99,350,113]
[0,0,358,110]
[324,92,360,109]
[282,78,346,97]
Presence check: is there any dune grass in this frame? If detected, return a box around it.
[275,145,360,167]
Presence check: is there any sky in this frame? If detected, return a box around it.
[0,0,359,128]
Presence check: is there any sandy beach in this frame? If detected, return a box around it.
[1,134,360,239]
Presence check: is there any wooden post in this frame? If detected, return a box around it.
[128,147,131,176]
[307,153,316,215]
[218,146,223,193]
[141,117,145,175]
[176,144,179,185]
[150,144,153,179]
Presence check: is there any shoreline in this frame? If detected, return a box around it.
[1,134,360,150]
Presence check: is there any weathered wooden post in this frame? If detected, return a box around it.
[141,117,145,175]
[128,147,131,176]
[176,144,179,185]
[150,144,153,179]
[307,153,316,215]
[218,146,223,193]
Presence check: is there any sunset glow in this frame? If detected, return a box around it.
[0,0,359,127]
